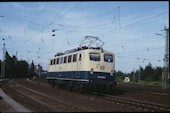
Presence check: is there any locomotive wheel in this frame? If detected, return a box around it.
[105,85,113,93]
[79,84,89,93]
[79,84,84,93]
[48,79,55,87]
[51,80,55,88]
[65,81,73,91]
[87,84,93,92]
[84,85,91,93]
[57,84,62,89]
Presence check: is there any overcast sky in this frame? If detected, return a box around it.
[0,1,169,73]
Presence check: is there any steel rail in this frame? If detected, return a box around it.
[9,80,92,112]
[1,82,57,112]
[91,92,170,112]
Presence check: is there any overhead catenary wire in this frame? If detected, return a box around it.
[5,3,50,40]
[1,2,166,52]
[46,2,68,27]
[115,46,164,55]
[6,10,166,53]
[52,15,166,52]
[48,2,130,35]
[0,2,167,73]
[42,11,167,50]
[96,11,168,36]
[74,4,166,30]
[50,9,167,49]
[15,2,82,51]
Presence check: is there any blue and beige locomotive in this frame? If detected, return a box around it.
[46,36,116,91]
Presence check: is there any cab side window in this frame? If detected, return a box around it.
[68,55,72,63]
[50,60,53,65]
[90,53,100,61]
[56,58,59,64]
[53,59,56,65]
[73,54,77,62]
[79,54,82,61]
[104,54,113,62]
[64,56,67,63]
[59,57,63,64]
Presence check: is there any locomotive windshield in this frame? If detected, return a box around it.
[90,53,100,61]
[104,54,113,62]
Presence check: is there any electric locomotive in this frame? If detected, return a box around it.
[46,36,116,91]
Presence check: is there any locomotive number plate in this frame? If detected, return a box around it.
[100,66,105,70]
[97,76,106,79]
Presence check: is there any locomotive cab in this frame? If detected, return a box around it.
[85,49,115,88]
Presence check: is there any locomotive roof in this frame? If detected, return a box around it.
[54,46,112,57]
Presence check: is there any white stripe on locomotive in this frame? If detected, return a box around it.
[48,49,115,74]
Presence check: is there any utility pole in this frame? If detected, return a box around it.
[156,26,169,89]
[15,51,17,65]
[1,41,6,78]
[133,68,135,82]
[163,26,169,89]
[138,67,141,82]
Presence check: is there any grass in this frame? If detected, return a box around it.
[124,80,162,87]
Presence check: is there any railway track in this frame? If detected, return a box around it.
[117,82,169,94]
[30,78,170,110]
[2,78,169,112]
[29,78,170,112]
[5,79,132,112]
[91,92,170,112]
[1,80,89,112]
[30,78,169,96]
[1,82,53,112]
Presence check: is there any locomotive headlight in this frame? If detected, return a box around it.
[90,68,94,74]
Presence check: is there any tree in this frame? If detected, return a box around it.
[16,60,28,78]
[0,60,1,78]
[29,60,35,78]
[5,51,15,78]
[114,62,163,84]
[139,66,144,81]
[144,63,154,82]
[12,55,17,78]
[3,51,29,78]
[115,70,124,81]
[152,67,163,81]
